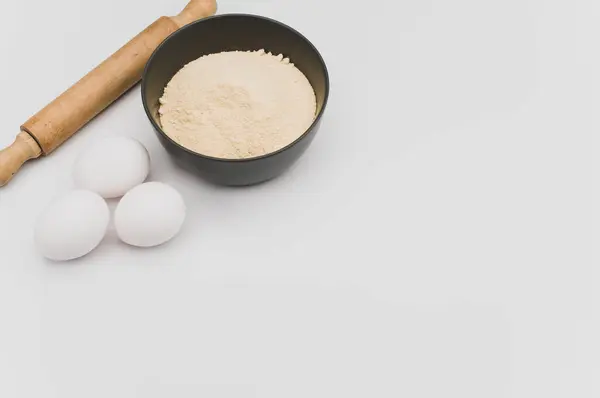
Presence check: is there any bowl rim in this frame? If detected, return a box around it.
[141,12,330,164]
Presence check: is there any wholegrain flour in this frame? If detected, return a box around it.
[158,49,317,159]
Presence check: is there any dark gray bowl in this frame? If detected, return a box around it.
[141,13,330,186]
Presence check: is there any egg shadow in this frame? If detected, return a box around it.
[113,235,183,255]
[42,257,89,267]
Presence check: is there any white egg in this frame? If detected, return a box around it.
[72,135,150,199]
[114,182,186,248]
[34,190,110,261]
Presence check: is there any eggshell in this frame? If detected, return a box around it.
[34,190,110,261]
[114,182,186,248]
[72,135,150,199]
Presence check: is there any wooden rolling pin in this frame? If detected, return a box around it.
[0,0,217,187]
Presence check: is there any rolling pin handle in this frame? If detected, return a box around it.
[0,131,42,187]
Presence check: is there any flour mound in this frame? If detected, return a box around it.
[158,49,317,159]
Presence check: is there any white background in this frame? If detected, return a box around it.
[0,0,597,396]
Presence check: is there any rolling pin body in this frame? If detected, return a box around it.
[22,17,180,154]
[0,0,217,187]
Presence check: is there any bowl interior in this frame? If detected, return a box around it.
[143,14,329,156]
